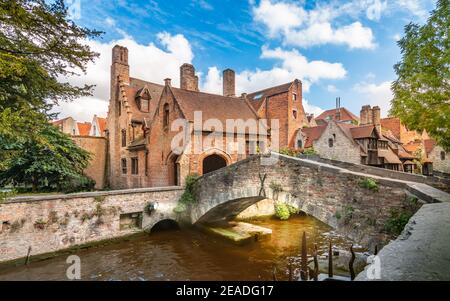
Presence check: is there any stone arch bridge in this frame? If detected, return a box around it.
[186,153,449,245]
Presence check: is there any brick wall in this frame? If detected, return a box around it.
[72,136,107,189]
[0,187,182,264]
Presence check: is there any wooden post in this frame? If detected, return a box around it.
[328,240,333,278]
[313,243,319,281]
[288,260,293,281]
[374,245,378,255]
[300,231,308,280]
[349,244,356,280]
[25,246,32,265]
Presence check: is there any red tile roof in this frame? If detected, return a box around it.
[380,117,401,139]
[77,122,91,136]
[424,139,436,155]
[404,142,421,154]
[247,82,293,111]
[315,107,359,123]
[97,117,107,134]
[299,125,327,148]
[170,87,259,127]
[349,124,376,139]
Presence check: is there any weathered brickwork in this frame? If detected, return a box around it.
[0,187,182,263]
[71,136,107,189]
[313,121,361,164]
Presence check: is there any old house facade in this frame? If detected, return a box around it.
[106,45,307,189]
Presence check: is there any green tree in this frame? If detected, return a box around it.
[390,0,450,150]
[0,0,102,191]
[0,119,94,192]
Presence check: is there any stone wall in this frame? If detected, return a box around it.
[428,145,450,173]
[192,154,446,249]
[313,121,361,164]
[72,136,107,189]
[299,154,450,193]
[0,187,182,264]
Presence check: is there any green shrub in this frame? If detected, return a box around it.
[0,189,16,202]
[303,148,316,155]
[384,209,413,236]
[358,178,379,192]
[275,202,290,220]
[279,147,301,157]
[334,211,342,220]
[61,175,96,193]
[174,174,199,214]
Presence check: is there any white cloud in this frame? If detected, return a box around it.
[366,0,387,21]
[252,0,376,49]
[53,32,194,121]
[396,0,430,19]
[327,85,338,93]
[303,98,325,116]
[354,81,393,116]
[201,46,347,95]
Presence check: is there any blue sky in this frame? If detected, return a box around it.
[58,0,437,121]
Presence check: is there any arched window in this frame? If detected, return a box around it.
[328,138,334,147]
[441,151,446,160]
[163,103,170,128]
[297,139,303,149]
[292,110,297,119]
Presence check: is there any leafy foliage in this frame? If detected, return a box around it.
[174,174,199,213]
[384,210,414,236]
[274,202,290,220]
[279,147,301,157]
[358,178,379,192]
[390,0,450,150]
[0,122,94,192]
[302,147,316,155]
[0,1,101,192]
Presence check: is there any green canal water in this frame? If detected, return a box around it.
[0,215,358,281]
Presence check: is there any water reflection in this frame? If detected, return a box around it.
[0,215,356,281]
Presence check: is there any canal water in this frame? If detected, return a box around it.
[0,215,357,281]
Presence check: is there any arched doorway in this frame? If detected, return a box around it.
[202,154,227,175]
[168,155,179,186]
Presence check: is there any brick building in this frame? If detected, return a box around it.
[106,45,309,189]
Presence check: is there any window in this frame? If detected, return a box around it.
[121,158,127,174]
[328,138,334,147]
[163,103,170,128]
[292,93,297,101]
[131,157,139,175]
[441,151,446,160]
[93,125,97,136]
[121,129,126,147]
[292,110,297,119]
[72,128,76,135]
[297,139,303,149]
[332,133,336,140]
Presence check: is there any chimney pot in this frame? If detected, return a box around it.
[164,78,171,86]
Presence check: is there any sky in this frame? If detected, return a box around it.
[55,0,437,122]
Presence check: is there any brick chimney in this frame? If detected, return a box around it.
[223,69,235,97]
[360,105,372,125]
[164,78,171,87]
[372,106,381,133]
[180,63,199,91]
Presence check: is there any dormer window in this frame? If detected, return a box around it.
[135,88,151,112]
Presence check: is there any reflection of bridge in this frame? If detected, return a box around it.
[186,153,449,246]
